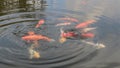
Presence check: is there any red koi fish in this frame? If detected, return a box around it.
[61,32,78,38]
[55,22,71,26]
[58,17,79,22]
[35,19,45,28]
[22,34,53,42]
[75,20,96,29]
[80,33,94,38]
[60,27,78,38]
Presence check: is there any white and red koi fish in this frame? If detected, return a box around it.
[58,17,79,22]
[59,27,78,43]
[55,22,71,26]
[75,20,96,29]
[60,27,78,38]
[35,19,45,28]
[61,32,78,38]
[59,27,67,43]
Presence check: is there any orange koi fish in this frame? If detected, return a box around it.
[55,22,71,26]
[75,20,96,29]
[35,19,45,28]
[81,33,95,38]
[22,34,53,42]
[58,17,79,22]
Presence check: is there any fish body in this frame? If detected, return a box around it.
[56,22,71,26]
[35,19,45,28]
[60,27,78,38]
[22,34,52,42]
[81,40,106,49]
[75,20,96,29]
[81,33,94,38]
[28,48,40,59]
[82,27,96,33]
[61,32,78,38]
[96,43,106,49]
[85,20,96,24]
[58,17,79,22]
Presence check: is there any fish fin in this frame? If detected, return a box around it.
[60,27,64,33]
[59,37,66,43]
[95,43,106,49]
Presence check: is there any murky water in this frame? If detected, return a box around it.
[0,0,120,68]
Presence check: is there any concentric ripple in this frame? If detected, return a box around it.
[0,0,108,68]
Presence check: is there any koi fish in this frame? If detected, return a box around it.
[58,17,79,22]
[55,22,71,26]
[59,27,78,43]
[81,33,94,38]
[60,27,77,38]
[61,32,78,38]
[81,27,96,33]
[75,20,96,29]
[81,40,106,49]
[35,19,45,28]
[28,47,40,59]
[22,34,54,42]
[59,27,67,43]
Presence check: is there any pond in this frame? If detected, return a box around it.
[0,0,120,68]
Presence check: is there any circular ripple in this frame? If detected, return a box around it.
[0,5,101,68]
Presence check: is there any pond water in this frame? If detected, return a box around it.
[0,0,120,68]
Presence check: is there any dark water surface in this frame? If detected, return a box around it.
[0,0,120,68]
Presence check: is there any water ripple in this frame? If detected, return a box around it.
[0,2,104,67]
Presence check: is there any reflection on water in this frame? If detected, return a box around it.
[0,0,120,68]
